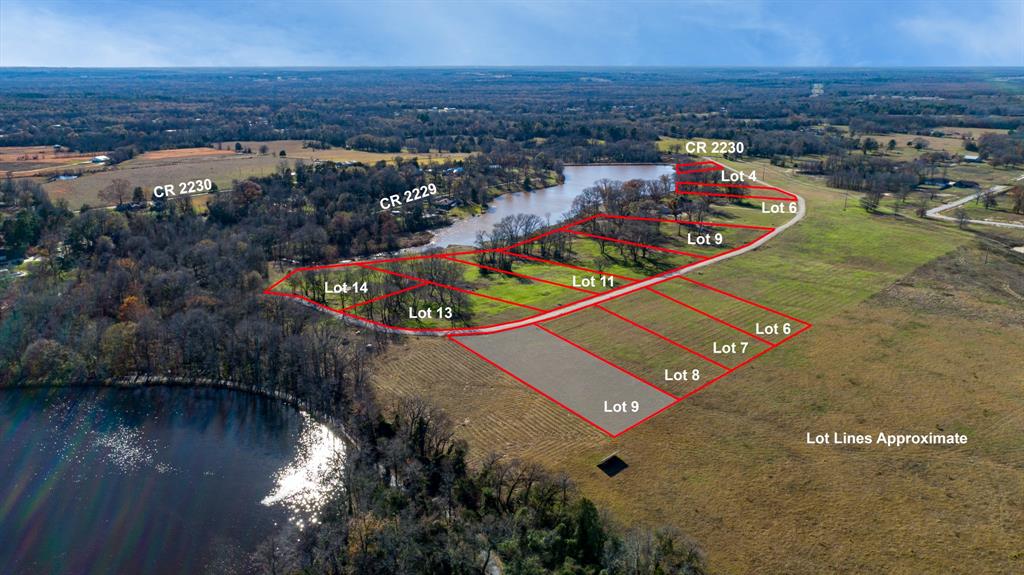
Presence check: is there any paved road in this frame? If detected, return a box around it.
[925,180,1024,230]
[294,162,807,336]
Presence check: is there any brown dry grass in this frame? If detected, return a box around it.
[43,154,289,209]
[936,126,1010,138]
[135,148,235,161]
[368,164,1024,573]
[221,140,468,164]
[0,145,95,164]
[372,252,1024,574]
[0,145,100,176]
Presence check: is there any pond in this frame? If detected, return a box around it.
[422,163,674,249]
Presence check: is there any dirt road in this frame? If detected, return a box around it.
[925,180,1024,230]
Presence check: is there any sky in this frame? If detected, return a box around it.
[1,0,1022,68]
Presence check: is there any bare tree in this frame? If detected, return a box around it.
[955,207,970,229]
[98,178,131,206]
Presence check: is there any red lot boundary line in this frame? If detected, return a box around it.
[266,269,297,292]
[265,289,544,335]
[442,255,597,294]
[446,278,813,436]
[447,334,625,438]
[646,287,773,345]
[675,166,722,175]
[501,214,601,251]
[289,250,485,273]
[359,263,546,312]
[593,305,730,370]
[263,290,351,315]
[265,268,683,337]
[675,161,722,175]
[610,397,685,436]
[534,324,679,400]
[675,322,812,401]
[566,229,709,260]
[340,281,428,312]
[584,213,775,231]
[675,180,797,202]
[501,250,639,283]
[265,206,795,337]
[676,161,720,169]
[679,276,811,326]
[566,222,777,265]
[450,276,678,337]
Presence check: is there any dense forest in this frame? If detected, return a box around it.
[3,68,1024,164]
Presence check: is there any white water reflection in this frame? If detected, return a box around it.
[93,426,162,472]
[261,413,346,527]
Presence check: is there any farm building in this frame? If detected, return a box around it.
[91,155,110,163]
[920,178,952,189]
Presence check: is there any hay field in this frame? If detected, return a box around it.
[43,153,289,209]
[134,147,235,161]
[936,126,1010,138]
[0,145,100,176]
[221,140,468,164]
[369,159,1024,573]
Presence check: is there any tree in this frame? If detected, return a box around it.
[955,207,969,229]
[234,142,243,152]
[861,137,879,155]
[569,498,606,566]
[1010,186,1024,214]
[860,191,881,213]
[19,339,86,385]
[259,144,269,155]
[98,178,131,206]
[100,322,138,377]
[132,186,146,204]
[982,192,998,210]
[279,149,287,157]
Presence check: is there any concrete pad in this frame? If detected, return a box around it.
[454,325,675,435]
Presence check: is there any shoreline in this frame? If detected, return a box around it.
[415,163,670,250]
[3,375,360,449]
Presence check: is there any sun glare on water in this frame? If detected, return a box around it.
[261,413,346,527]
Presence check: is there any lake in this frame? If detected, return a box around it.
[422,163,674,249]
[0,386,345,575]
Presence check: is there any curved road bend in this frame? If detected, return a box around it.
[296,162,808,336]
[925,180,1024,230]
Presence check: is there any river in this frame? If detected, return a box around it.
[422,164,675,249]
[0,386,345,575]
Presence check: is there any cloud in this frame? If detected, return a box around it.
[1,0,1019,67]
[897,2,1024,65]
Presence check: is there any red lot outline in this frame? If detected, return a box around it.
[264,160,812,436]
[676,159,798,202]
[264,212,776,335]
[450,276,811,437]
